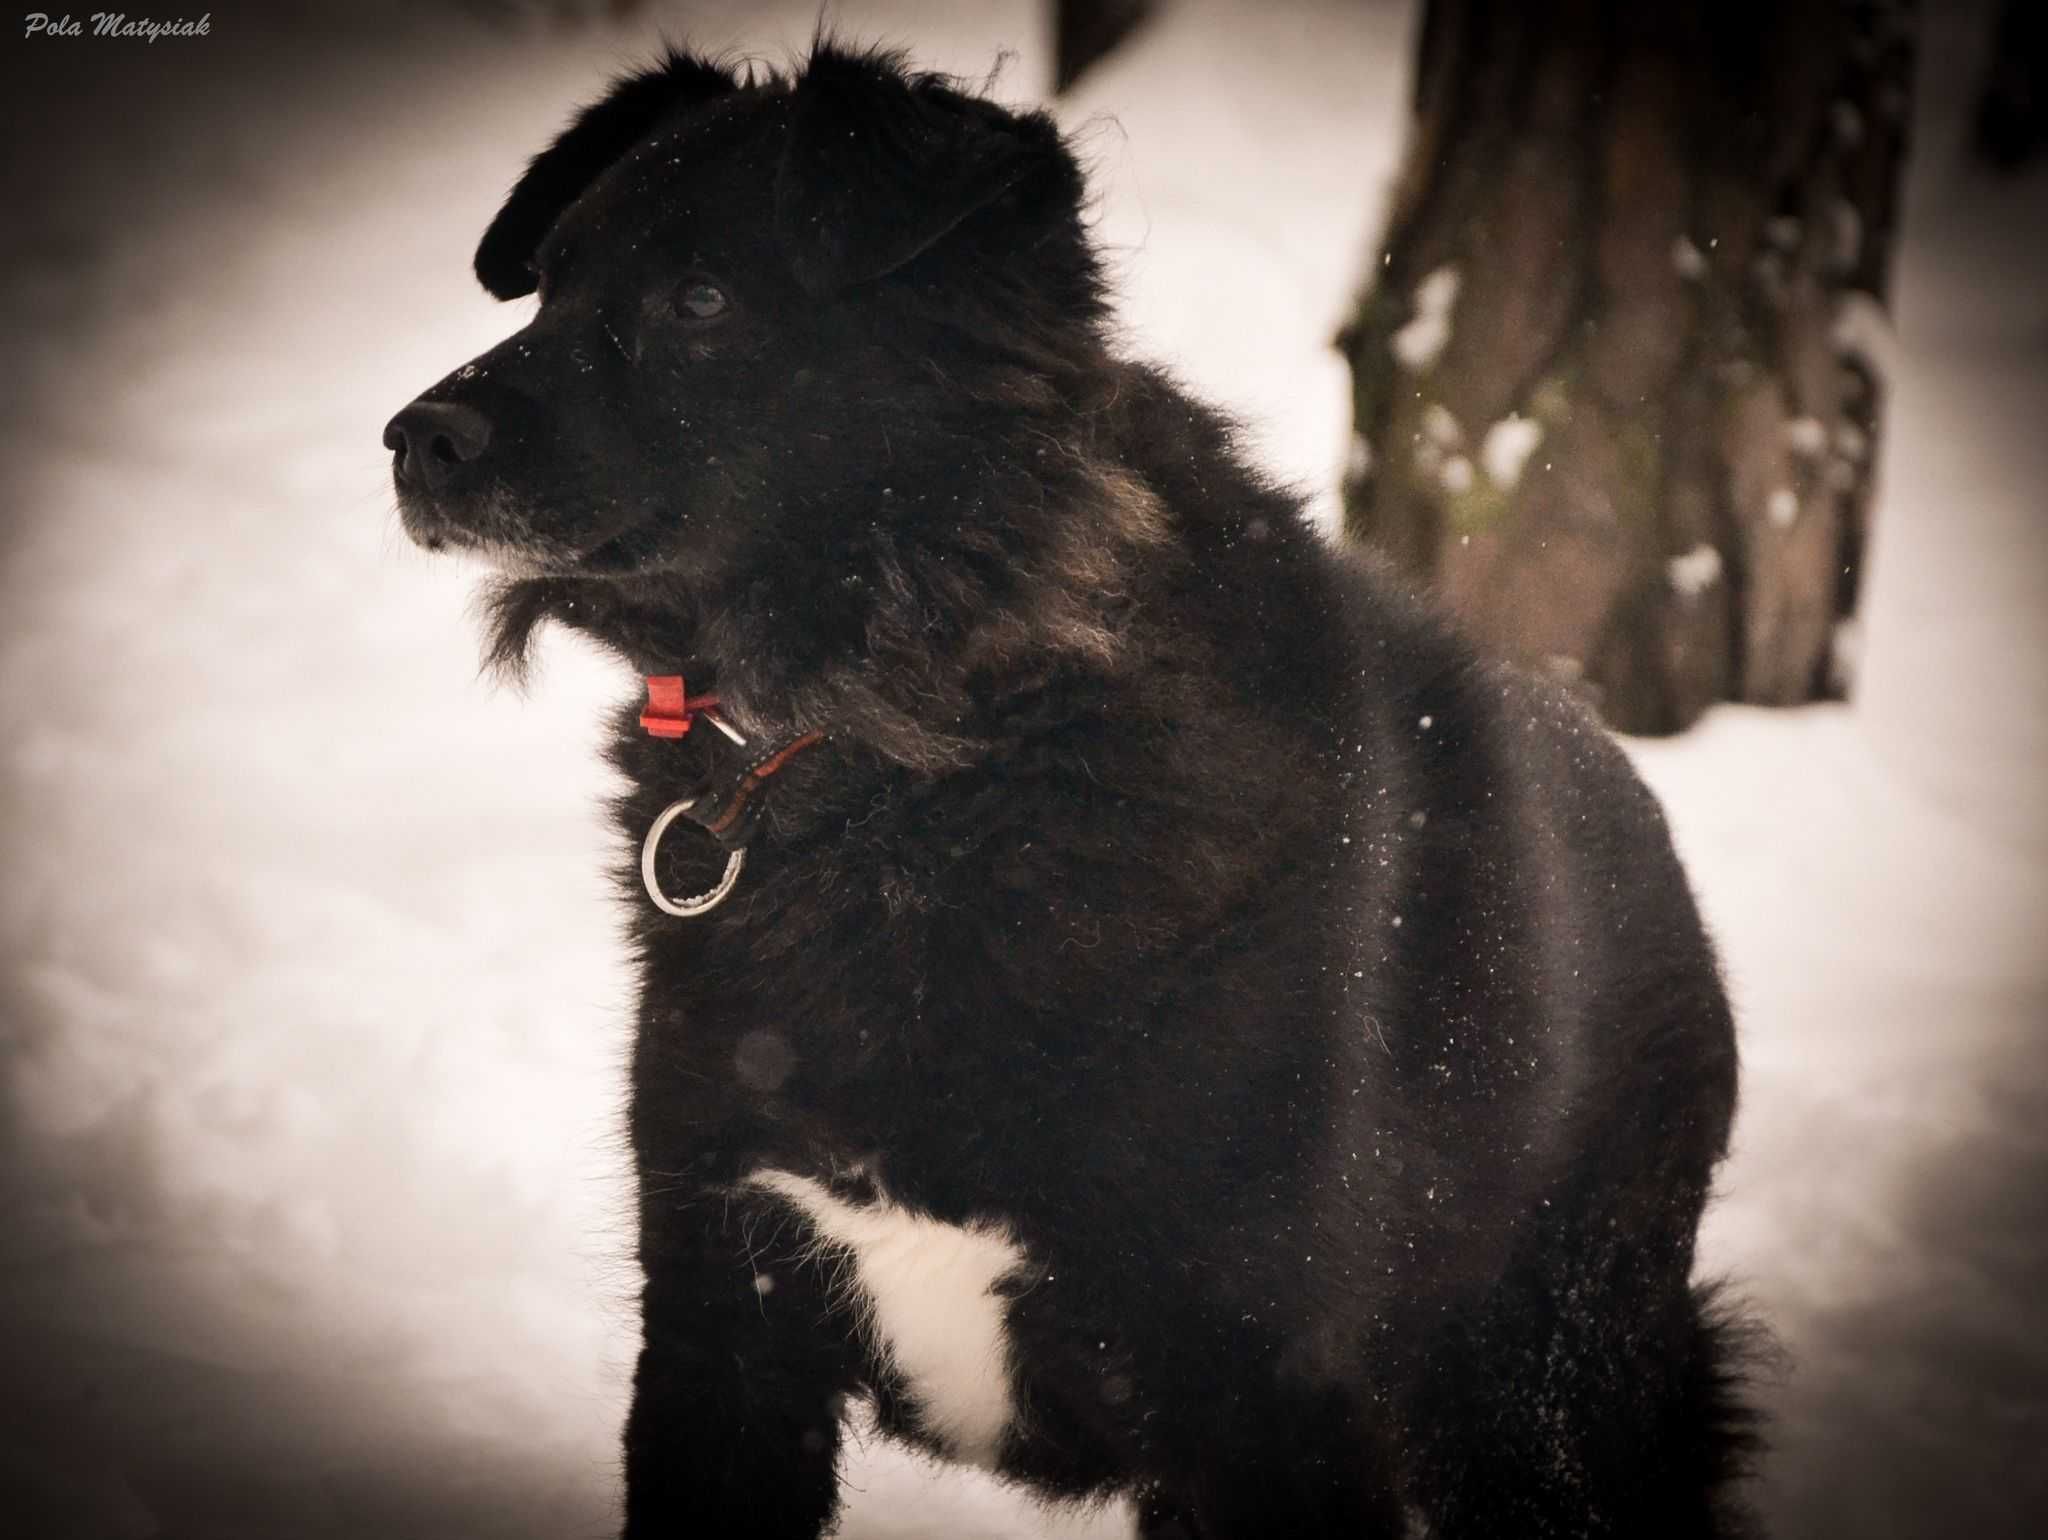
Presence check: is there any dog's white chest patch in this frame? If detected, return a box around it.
[745,1168,1026,1464]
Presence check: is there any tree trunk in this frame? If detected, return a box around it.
[1053,0,1156,95]
[1338,0,1914,733]
[1974,0,2047,171]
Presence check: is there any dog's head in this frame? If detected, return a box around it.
[385,44,1104,666]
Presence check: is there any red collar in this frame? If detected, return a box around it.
[638,673,740,742]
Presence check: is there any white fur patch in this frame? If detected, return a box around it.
[745,1168,1027,1465]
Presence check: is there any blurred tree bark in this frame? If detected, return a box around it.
[1338,0,1914,733]
[1053,0,1156,94]
[1974,0,2045,170]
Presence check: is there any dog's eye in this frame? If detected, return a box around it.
[677,282,729,321]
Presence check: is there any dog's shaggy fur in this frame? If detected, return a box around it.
[386,43,1758,1539]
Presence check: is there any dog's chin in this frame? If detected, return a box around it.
[474,557,710,686]
[442,535,562,578]
[402,497,719,680]
[398,492,598,578]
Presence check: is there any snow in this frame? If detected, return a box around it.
[1,2,2043,1538]
[1391,263,1461,373]
[1767,486,1801,526]
[1672,233,1709,279]
[1345,431,1374,481]
[1833,287,1903,381]
[1786,415,1829,457]
[1412,263,1461,317]
[1480,412,1542,488]
[1667,542,1725,600]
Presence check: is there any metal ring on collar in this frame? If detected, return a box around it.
[641,797,747,917]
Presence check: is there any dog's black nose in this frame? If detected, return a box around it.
[384,401,492,492]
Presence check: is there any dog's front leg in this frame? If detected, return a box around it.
[622,1193,863,1539]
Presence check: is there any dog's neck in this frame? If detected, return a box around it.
[486,441,1180,779]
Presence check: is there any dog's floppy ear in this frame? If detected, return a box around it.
[775,46,1056,295]
[474,48,736,300]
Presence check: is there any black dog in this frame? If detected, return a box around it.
[386,43,1756,1539]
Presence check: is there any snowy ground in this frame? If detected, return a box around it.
[0,2,2042,1537]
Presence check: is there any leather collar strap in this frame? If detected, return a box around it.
[640,675,827,852]
[688,728,829,850]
